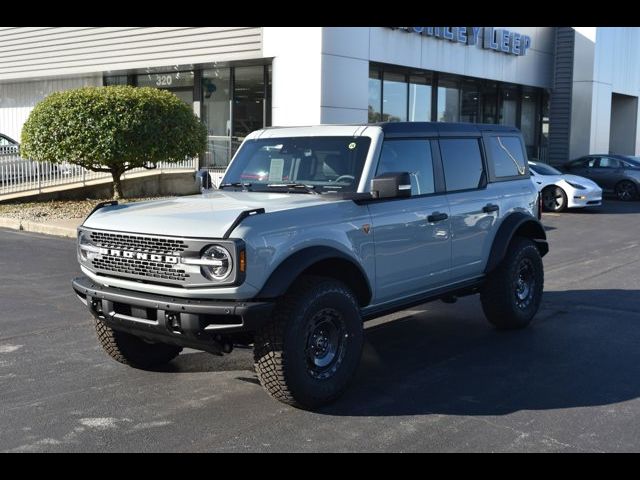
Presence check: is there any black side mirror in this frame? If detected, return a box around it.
[371,172,412,199]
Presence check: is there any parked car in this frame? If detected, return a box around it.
[528,161,602,212]
[72,122,548,409]
[561,154,640,201]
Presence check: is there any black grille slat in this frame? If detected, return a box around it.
[88,231,190,282]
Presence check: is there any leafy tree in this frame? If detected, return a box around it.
[20,86,207,199]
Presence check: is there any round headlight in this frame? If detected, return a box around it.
[78,230,94,261]
[201,245,233,281]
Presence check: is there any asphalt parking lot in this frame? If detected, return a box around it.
[2,199,640,452]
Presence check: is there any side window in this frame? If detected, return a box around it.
[439,138,485,192]
[598,157,620,168]
[376,139,435,196]
[487,136,527,178]
[586,157,598,168]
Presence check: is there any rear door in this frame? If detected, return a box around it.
[367,138,451,303]
[439,136,498,283]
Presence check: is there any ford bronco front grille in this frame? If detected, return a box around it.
[88,231,190,283]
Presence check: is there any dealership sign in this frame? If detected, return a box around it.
[390,27,532,56]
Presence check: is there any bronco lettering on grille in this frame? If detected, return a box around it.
[99,248,179,264]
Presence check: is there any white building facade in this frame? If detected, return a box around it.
[0,27,638,166]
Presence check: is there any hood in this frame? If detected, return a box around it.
[560,174,601,189]
[82,190,334,238]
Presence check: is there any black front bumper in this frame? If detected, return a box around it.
[72,276,274,353]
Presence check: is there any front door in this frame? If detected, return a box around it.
[368,138,451,304]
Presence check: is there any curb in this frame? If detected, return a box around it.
[0,216,77,238]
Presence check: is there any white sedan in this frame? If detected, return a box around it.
[529,161,602,212]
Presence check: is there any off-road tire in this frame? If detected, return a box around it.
[480,237,544,330]
[95,319,182,369]
[253,275,364,409]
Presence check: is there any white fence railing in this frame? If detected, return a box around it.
[0,154,197,196]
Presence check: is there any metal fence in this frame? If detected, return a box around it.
[0,154,198,196]
[0,135,243,196]
[203,136,242,169]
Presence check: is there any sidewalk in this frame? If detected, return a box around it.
[0,216,80,238]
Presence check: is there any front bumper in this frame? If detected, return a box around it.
[568,188,603,208]
[72,276,274,353]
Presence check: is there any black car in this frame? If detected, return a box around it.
[562,154,640,201]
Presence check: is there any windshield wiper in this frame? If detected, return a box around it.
[219,182,252,191]
[265,183,320,194]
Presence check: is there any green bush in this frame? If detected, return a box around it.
[20,86,207,199]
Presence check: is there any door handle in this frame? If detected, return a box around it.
[427,212,448,223]
[483,204,499,213]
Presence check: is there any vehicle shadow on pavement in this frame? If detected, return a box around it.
[320,289,640,417]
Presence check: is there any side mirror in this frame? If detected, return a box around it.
[370,172,412,199]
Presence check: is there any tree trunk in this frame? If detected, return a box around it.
[111,170,124,200]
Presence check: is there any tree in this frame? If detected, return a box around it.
[20,86,207,199]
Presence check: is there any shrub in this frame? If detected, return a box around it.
[20,86,207,199]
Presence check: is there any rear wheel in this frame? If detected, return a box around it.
[615,180,637,201]
[480,237,544,330]
[253,276,363,409]
[95,320,182,369]
[542,185,567,212]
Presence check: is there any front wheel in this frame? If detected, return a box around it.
[480,237,544,330]
[542,185,567,212]
[253,276,364,409]
[95,320,182,369]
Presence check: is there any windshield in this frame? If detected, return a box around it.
[221,136,371,193]
[627,157,640,166]
[529,162,562,176]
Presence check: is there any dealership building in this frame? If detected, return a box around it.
[1,26,639,167]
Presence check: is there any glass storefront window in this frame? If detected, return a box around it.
[202,68,231,136]
[103,75,128,86]
[460,79,480,123]
[136,71,194,89]
[408,74,432,122]
[499,84,518,126]
[368,69,382,122]
[437,76,460,122]
[520,88,539,155]
[481,82,498,124]
[233,65,266,138]
[383,72,408,122]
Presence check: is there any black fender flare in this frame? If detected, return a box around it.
[256,246,372,305]
[485,212,548,274]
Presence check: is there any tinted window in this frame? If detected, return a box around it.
[529,162,562,176]
[439,138,485,192]
[487,136,527,177]
[598,157,621,168]
[223,137,371,192]
[376,139,435,196]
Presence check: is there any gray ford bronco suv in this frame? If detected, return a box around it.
[73,122,548,409]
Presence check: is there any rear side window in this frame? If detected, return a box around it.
[376,139,435,195]
[487,136,527,178]
[439,138,485,192]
